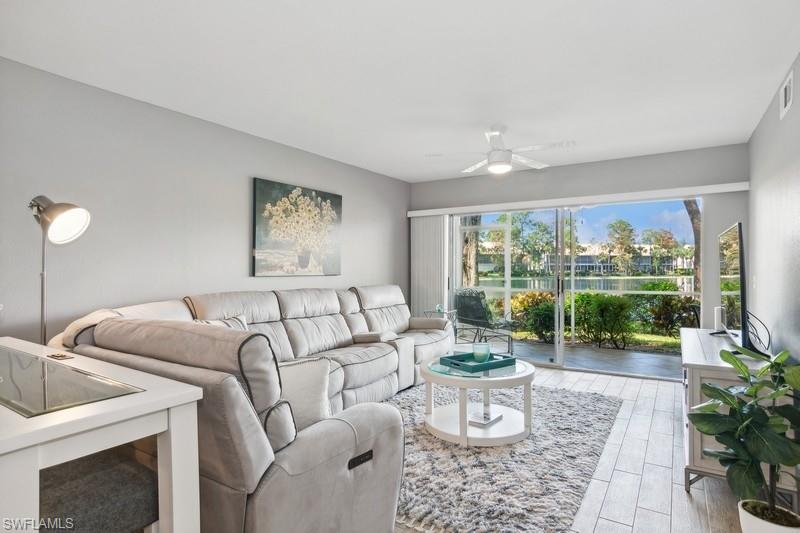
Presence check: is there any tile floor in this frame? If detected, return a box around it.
[395,367,741,533]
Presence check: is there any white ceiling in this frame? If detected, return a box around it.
[2,1,800,183]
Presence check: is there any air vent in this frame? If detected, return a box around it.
[780,70,793,120]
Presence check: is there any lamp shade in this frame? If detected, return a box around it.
[29,195,91,244]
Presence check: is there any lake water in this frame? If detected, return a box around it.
[477,276,696,293]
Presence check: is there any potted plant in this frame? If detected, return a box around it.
[688,346,800,531]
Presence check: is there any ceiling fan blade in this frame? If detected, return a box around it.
[514,140,576,152]
[461,159,488,173]
[484,131,506,150]
[512,154,550,170]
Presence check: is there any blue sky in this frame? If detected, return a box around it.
[575,199,697,245]
[468,199,698,245]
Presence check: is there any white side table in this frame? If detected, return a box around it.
[0,337,203,533]
[421,359,535,447]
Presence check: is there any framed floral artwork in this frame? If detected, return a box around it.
[252,178,342,276]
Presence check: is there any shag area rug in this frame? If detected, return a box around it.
[385,384,622,532]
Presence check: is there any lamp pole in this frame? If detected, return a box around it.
[40,226,47,345]
[28,195,91,345]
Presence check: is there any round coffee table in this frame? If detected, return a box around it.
[421,358,535,447]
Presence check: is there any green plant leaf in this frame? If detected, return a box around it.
[704,449,739,461]
[768,416,789,434]
[784,365,800,390]
[688,413,739,435]
[701,383,739,408]
[774,351,791,365]
[764,385,791,400]
[736,345,770,361]
[691,399,723,413]
[720,350,752,382]
[715,433,751,459]
[771,404,800,428]
[743,423,800,465]
[727,385,749,395]
[741,403,769,425]
[756,364,772,378]
[726,460,764,500]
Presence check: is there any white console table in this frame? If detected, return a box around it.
[680,328,794,495]
[0,337,203,533]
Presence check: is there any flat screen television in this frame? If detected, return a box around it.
[718,222,751,349]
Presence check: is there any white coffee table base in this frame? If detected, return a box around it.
[423,378,533,447]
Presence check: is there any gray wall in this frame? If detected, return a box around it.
[0,59,411,342]
[409,143,749,330]
[410,144,748,211]
[748,52,800,355]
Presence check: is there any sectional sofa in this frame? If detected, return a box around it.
[56,284,454,410]
[52,284,453,533]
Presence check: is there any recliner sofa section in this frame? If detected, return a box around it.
[53,284,454,409]
[71,318,404,533]
[351,285,455,384]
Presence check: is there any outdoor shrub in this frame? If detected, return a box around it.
[634,280,697,336]
[574,293,633,349]
[525,302,556,343]
[510,291,555,320]
[649,296,697,336]
[487,297,504,319]
[508,291,556,342]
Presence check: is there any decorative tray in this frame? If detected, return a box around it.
[439,352,516,373]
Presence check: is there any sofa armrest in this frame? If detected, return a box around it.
[353,331,398,343]
[247,403,403,533]
[388,336,415,390]
[408,317,451,330]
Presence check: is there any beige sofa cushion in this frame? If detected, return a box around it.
[185,291,295,361]
[338,289,368,335]
[283,315,353,358]
[316,344,398,390]
[184,291,281,323]
[352,285,412,334]
[278,357,331,431]
[362,306,411,334]
[275,288,340,319]
[276,288,354,358]
[352,284,406,309]
[194,314,248,331]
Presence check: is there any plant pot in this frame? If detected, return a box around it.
[738,500,800,532]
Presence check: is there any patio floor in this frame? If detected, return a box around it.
[456,338,683,381]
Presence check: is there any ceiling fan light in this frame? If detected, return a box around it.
[487,149,513,174]
[487,162,512,174]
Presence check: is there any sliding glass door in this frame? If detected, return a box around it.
[449,198,699,379]
[452,209,566,365]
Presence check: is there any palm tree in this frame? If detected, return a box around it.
[461,216,481,286]
[683,199,702,291]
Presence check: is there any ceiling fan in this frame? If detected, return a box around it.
[460,128,574,175]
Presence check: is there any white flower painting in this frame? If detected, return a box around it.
[252,178,342,276]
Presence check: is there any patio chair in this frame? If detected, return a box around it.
[453,288,517,353]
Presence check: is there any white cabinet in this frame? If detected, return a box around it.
[680,328,794,491]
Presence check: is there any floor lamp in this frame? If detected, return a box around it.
[29,195,91,344]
